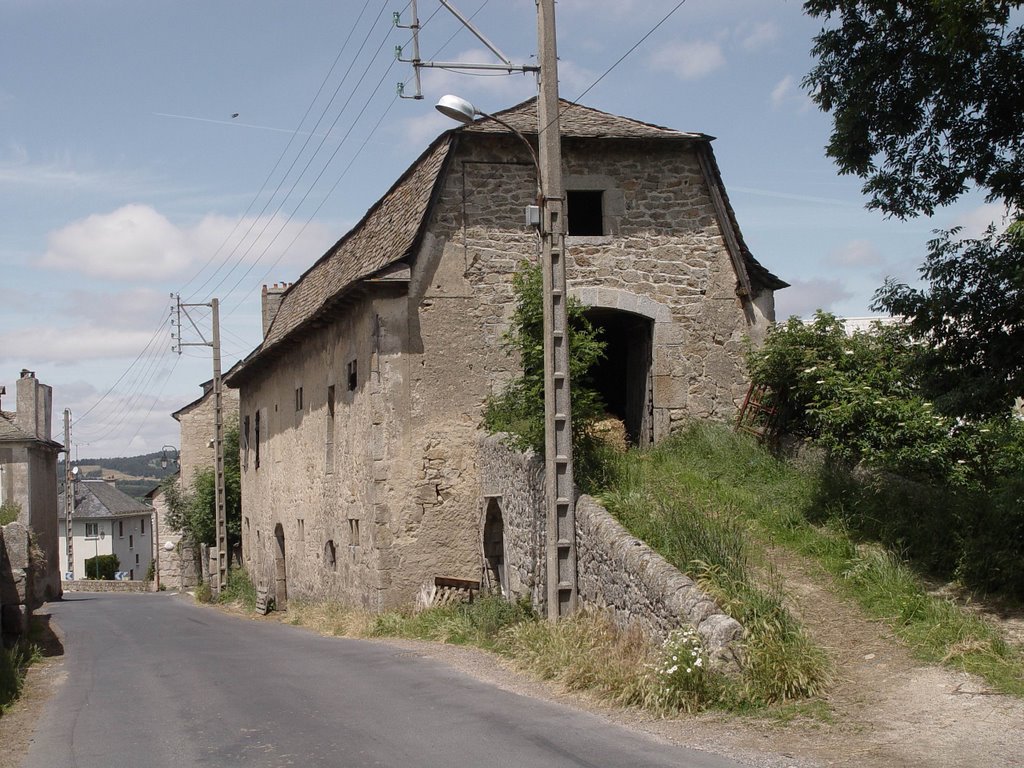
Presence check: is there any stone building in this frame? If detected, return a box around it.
[0,370,62,600]
[226,98,786,612]
[155,370,241,587]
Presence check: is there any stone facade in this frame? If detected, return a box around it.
[478,435,743,669]
[228,100,785,613]
[0,370,62,601]
[164,374,241,586]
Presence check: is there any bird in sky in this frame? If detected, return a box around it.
[231,113,239,119]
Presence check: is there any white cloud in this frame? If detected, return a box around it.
[951,202,1012,238]
[775,278,854,319]
[770,75,813,112]
[829,239,884,268]
[649,40,726,81]
[738,21,780,51]
[0,323,164,364]
[38,205,333,281]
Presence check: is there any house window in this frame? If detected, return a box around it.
[129,534,134,550]
[324,540,337,571]
[140,518,146,535]
[135,553,140,565]
[347,360,357,391]
[118,520,124,538]
[86,522,99,538]
[254,411,261,469]
[567,190,604,236]
[348,518,360,547]
[243,415,251,469]
[295,386,303,412]
[326,385,336,473]
[297,518,305,541]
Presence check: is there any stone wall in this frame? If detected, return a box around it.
[62,579,153,594]
[478,435,744,670]
[0,522,37,640]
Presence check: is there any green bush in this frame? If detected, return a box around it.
[0,501,20,526]
[747,312,1024,598]
[83,554,119,580]
[218,566,257,610]
[482,261,608,487]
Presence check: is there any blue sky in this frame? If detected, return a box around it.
[0,0,1002,457]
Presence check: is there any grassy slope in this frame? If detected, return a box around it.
[598,424,1024,697]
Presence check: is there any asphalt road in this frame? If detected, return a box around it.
[24,593,749,768]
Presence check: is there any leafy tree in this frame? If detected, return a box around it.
[873,223,1024,416]
[483,261,607,480]
[804,1,1024,219]
[804,1,1024,417]
[164,421,242,552]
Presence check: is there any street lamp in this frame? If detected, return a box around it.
[160,445,179,470]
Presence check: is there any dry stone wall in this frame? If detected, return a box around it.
[479,435,743,670]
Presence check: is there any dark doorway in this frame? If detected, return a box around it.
[482,499,507,596]
[584,308,654,446]
[273,523,288,610]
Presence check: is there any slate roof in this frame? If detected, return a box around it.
[464,98,710,141]
[0,411,33,442]
[227,98,786,386]
[0,410,63,450]
[58,480,153,521]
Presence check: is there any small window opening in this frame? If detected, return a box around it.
[567,190,604,236]
[297,518,305,541]
[326,385,336,473]
[295,386,303,411]
[119,520,124,538]
[141,518,146,535]
[254,411,261,469]
[348,518,360,547]
[129,534,134,550]
[135,553,140,565]
[243,415,251,469]
[347,360,358,391]
[324,540,337,571]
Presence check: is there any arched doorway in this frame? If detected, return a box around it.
[273,523,288,610]
[482,498,507,596]
[584,308,654,446]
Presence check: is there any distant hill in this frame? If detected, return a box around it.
[58,451,178,501]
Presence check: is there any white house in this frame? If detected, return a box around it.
[58,479,154,581]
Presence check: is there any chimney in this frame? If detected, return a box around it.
[261,283,290,339]
[15,370,52,442]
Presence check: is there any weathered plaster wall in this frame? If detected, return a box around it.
[477,435,743,669]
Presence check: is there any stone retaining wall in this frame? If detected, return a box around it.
[479,435,744,670]
[62,579,154,593]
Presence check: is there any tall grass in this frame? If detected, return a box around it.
[596,425,832,705]
[371,595,534,649]
[624,423,1024,697]
[0,641,41,711]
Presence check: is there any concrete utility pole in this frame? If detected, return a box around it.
[63,408,74,579]
[535,0,577,620]
[171,295,228,596]
[422,0,578,620]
